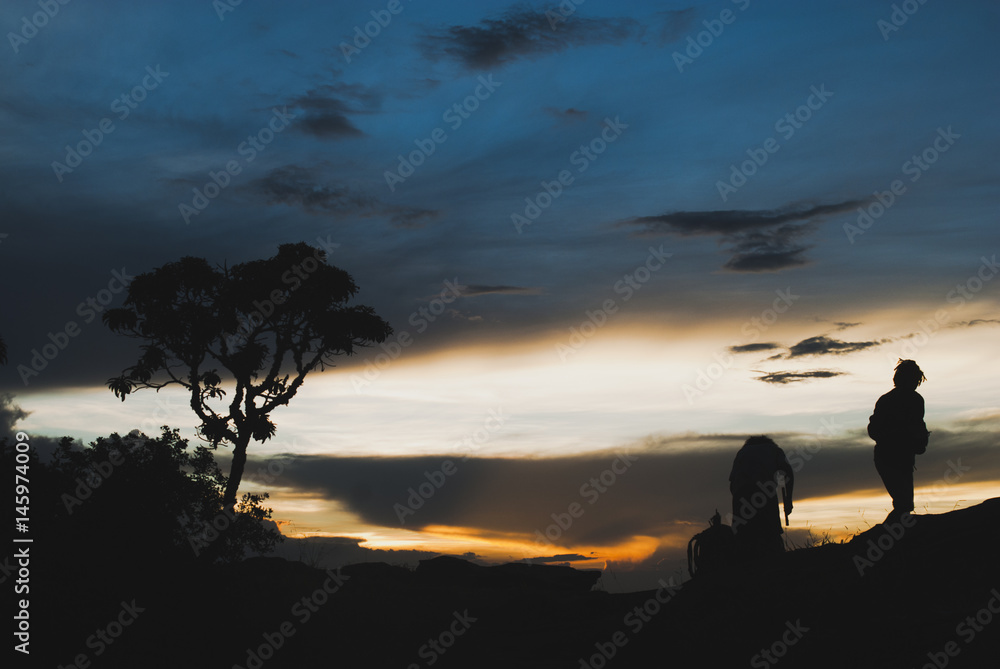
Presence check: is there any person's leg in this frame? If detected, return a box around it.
[874,452,897,521]
[875,453,914,521]
[891,463,914,515]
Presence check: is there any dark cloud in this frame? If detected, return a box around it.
[0,393,28,442]
[728,342,782,354]
[741,332,890,362]
[244,424,1000,555]
[385,206,440,229]
[248,165,376,215]
[245,166,440,228]
[250,450,722,548]
[458,284,544,297]
[724,245,809,272]
[298,114,362,139]
[623,202,859,237]
[950,319,1000,328]
[544,107,588,123]
[285,83,381,139]
[755,370,846,384]
[421,5,643,69]
[621,201,862,272]
[787,335,885,358]
[524,554,596,564]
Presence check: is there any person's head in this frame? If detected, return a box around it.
[893,359,925,390]
[743,435,777,450]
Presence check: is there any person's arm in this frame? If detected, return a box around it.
[913,392,929,453]
[778,450,794,516]
[783,472,794,515]
[781,451,795,515]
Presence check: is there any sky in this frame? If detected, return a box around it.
[1,0,998,591]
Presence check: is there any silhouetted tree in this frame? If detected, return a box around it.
[103,243,392,511]
[29,426,282,565]
[0,333,7,365]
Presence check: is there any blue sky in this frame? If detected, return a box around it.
[2,0,998,587]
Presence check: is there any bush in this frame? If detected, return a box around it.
[5,426,282,571]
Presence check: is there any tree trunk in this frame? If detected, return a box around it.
[222,433,251,514]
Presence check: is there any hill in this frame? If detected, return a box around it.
[24,498,1000,668]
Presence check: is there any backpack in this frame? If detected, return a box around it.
[867,412,885,443]
[687,511,736,578]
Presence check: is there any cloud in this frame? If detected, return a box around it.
[245,423,1000,556]
[420,5,643,69]
[724,244,810,272]
[787,335,885,358]
[728,342,782,354]
[248,165,376,215]
[245,165,439,228]
[285,83,381,139]
[458,284,544,297]
[544,107,588,123]
[248,450,716,548]
[754,370,846,384]
[620,201,862,272]
[0,393,29,442]
[298,114,362,139]
[737,332,890,362]
[623,202,859,237]
[524,554,597,564]
[950,319,1000,328]
[385,206,440,229]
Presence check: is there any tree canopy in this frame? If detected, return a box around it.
[103,242,392,509]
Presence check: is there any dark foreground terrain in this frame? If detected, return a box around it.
[20,498,1000,668]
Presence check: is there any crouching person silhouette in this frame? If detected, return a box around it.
[729,436,794,558]
[868,359,929,524]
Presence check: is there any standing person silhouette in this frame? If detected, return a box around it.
[729,436,794,557]
[867,360,929,524]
